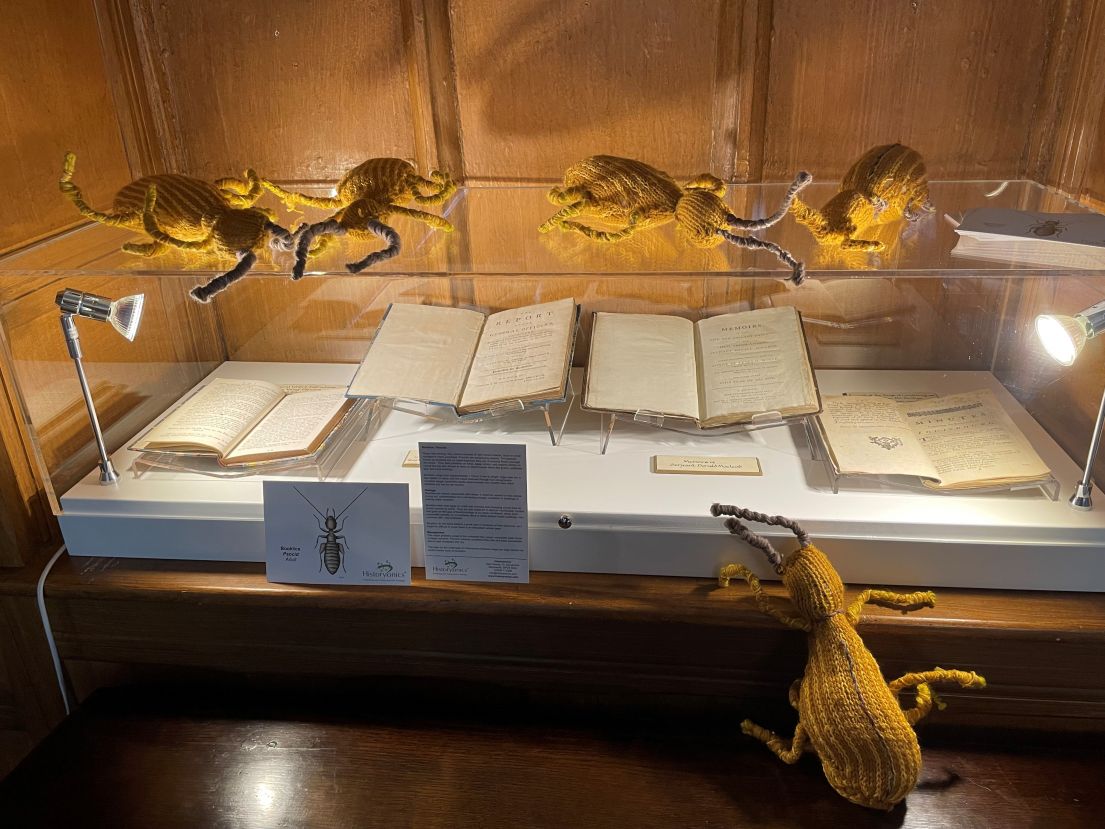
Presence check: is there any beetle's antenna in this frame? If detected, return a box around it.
[190,251,257,303]
[726,170,812,230]
[346,219,401,272]
[710,504,810,571]
[334,486,370,521]
[292,219,347,280]
[294,486,327,522]
[718,231,806,284]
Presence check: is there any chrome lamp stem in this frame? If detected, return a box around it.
[1071,382,1105,510]
[60,313,118,485]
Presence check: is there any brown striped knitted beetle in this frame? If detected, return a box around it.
[261,158,456,280]
[59,153,294,303]
[539,155,811,283]
[711,504,986,810]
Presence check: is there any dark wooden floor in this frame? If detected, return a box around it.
[0,683,1101,828]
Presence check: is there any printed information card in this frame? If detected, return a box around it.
[263,481,411,585]
[418,442,529,583]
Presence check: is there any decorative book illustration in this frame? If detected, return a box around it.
[132,378,354,466]
[816,389,1052,490]
[582,306,820,428]
[346,298,578,414]
[952,208,1105,268]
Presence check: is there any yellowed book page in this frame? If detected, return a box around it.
[696,307,818,426]
[584,312,699,420]
[135,378,283,455]
[900,390,1051,488]
[223,388,351,463]
[817,395,937,479]
[347,304,485,406]
[458,298,576,413]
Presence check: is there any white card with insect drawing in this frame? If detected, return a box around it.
[263,481,411,585]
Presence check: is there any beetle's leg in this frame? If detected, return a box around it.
[216,169,264,208]
[840,236,885,252]
[546,185,589,206]
[388,205,455,232]
[346,219,401,272]
[788,679,802,710]
[141,186,213,251]
[121,240,170,257]
[410,171,457,205]
[741,719,809,764]
[538,201,587,232]
[59,153,141,229]
[260,179,345,211]
[190,251,257,303]
[845,589,936,625]
[719,230,806,285]
[718,564,810,632]
[888,668,987,726]
[559,217,641,242]
[336,542,347,572]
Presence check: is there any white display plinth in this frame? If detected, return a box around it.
[59,362,1105,591]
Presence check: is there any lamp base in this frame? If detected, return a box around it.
[99,460,119,485]
[1069,481,1093,510]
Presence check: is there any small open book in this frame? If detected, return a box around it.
[132,379,354,466]
[816,389,1052,490]
[346,298,578,414]
[582,306,820,428]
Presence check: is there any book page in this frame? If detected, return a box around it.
[346,304,485,406]
[696,307,819,426]
[222,388,352,464]
[458,298,576,413]
[900,390,1051,488]
[584,313,699,420]
[817,395,937,479]
[135,378,283,455]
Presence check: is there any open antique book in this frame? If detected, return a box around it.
[132,379,354,466]
[582,306,820,428]
[816,389,1052,490]
[346,298,578,414]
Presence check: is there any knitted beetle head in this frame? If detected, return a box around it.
[779,545,845,621]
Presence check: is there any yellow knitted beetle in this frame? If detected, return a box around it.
[59,153,294,303]
[711,504,986,810]
[790,143,932,252]
[539,155,811,283]
[261,157,456,280]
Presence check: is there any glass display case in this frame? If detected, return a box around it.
[2,178,1104,590]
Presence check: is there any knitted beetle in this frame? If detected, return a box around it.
[789,143,932,252]
[538,155,811,283]
[59,153,294,303]
[261,158,456,280]
[711,504,986,810]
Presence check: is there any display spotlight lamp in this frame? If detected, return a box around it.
[1035,298,1105,509]
[55,289,145,484]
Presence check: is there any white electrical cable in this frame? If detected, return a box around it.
[35,544,71,716]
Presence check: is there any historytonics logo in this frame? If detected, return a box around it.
[431,558,469,576]
[363,560,408,581]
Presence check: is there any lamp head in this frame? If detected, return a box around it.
[55,289,144,341]
[1035,299,1105,366]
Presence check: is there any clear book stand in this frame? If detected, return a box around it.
[131,399,380,480]
[597,407,814,455]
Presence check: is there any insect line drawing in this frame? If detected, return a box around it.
[868,435,903,451]
[1028,218,1066,237]
[293,486,370,576]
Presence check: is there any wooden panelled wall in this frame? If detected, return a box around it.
[3,0,1105,567]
